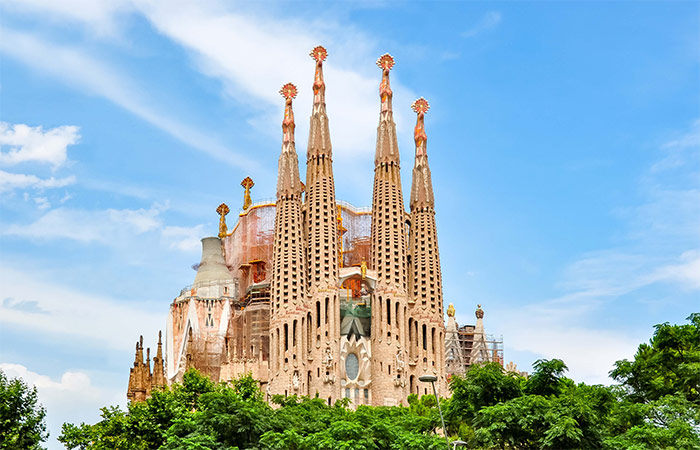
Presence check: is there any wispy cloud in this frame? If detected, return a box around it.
[162,224,205,252]
[494,119,700,383]
[0,264,163,351]
[2,204,164,243]
[0,170,76,193]
[0,28,258,172]
[2,202,206,254]
[462,11,502,38]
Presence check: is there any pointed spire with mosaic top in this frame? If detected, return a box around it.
[374,54,401,166]
[307,45,333,160]
[306,45,339,290]
[409,98,435,211]
[276,83,303,199]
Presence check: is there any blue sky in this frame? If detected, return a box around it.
[1,1,698,448]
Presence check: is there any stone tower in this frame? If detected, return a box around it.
[268,83,308,397]
[369,54,411,405]
[126,334,165,402]
[408,98,447,395]
[305,46,341,401]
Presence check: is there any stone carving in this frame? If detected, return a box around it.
[292,370,300,391]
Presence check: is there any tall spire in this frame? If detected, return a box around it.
[374,54,400,166]
[304,45,340,400]
[277,83,302,198]
[269,80,308,398]
[377,53,394,114]
[310,45,327,113]
[409,98,434,210]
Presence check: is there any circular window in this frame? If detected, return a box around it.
[345,353,359,380]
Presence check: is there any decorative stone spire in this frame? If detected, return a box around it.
[377,53,394,114]
[277,83,302,199]
[269,80,308,398]
[216,203,229,238]
[370,52,410,403]
[374,54,400,166]
[310,45,328,113]
[409,98,434,211]
[304,46,340,400]
[152,330,166,388]
[241,177,254,210]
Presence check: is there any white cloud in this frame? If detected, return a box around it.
[1,0,133,36]
[2,204,164,243]
[132,1,418,185]
[0,122,80,168]
[162,224,205,252]
[33,196,50,210]
[0,27,257,171]
[462,11,502,38]
[0,363,123,450]
[0,170,76,193]
[0,265,162,351]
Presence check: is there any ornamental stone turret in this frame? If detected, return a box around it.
[370,54,410,404]
[269,83,308,397]
[407,97,446,396]
[305,46,341,400]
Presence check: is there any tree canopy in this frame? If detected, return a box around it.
[0,369,48,450]
[1,313,693,450]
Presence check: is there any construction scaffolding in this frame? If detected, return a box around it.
[445,320,504,377]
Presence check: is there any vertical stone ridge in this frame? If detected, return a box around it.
[269,82,308,398]
[306,46,340,401]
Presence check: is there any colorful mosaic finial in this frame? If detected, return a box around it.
[412,97,429,156]
[376,53,395,71]
[310,46,327,107]
[280,83,297,145]
[216,202,230,238]
[280,82,298,100]
[377,53,394,113]
[241,177,254,210]
[310,45,328,63]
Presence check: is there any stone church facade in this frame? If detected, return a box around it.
[128,47,447,406]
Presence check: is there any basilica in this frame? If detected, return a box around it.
[128,47,450,406]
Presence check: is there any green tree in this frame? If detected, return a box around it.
[0,369,48,450]
[446,362,523,425]
[605,394,700,450]
[611,313,700,404]
[524,358,569,397]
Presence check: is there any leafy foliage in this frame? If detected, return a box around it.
[611,313,700,404]
[57,314,700,449]
[0,369,48,450]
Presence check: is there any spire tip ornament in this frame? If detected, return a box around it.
[376,53,395,71]
[310,45,328,62]
[412,97,429,156]
[241,177,254,210]
[216,203,230,238]
[377,54,395,113]
[279,82,298,100]
[411,97,430,115]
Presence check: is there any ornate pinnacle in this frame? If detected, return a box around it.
[216,203,229,238]
[241,177,254,210]
[310,46,327,106]
[280,83,297,145]
[376,54,394,113]
[412,98,429,156]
